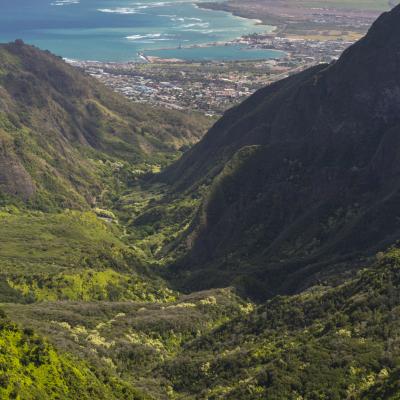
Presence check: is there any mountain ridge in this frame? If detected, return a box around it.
[0,41,209,209]
[160,3,400,299]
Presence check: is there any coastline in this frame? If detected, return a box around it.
[193,2,266,27]
[195,1,279,29]
[64,1,279,64]
[137,4,278,63]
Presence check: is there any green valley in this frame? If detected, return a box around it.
[2,3,400,399]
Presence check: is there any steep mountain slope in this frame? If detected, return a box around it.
[0,41,209,209]
[162,4,400,299]
[0,42,204,304]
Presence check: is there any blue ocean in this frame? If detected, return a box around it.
[0,0,282,61]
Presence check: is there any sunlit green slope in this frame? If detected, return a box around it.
[0,310,149,400]
[0,41,210,210]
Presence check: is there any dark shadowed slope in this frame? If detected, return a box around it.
[163,4,400,299]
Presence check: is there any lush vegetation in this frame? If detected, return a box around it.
[3,247,400,399]
[0,41,210,210]
[2,7,400,398]
[157,3,400,301]
[0,207,176,303]
[0,310,148,399]
[3,288,253,399]
[157,249,400,398]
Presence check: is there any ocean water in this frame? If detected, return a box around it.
[145,44,283,61]
[0,0,282,61]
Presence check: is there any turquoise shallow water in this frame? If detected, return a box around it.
[145,44,283,61]
[0,0,281,61]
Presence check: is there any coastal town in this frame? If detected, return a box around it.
[68,0,383,115]
[69,33,355,115]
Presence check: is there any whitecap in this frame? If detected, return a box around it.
[98,2,172,13]
[51,0,79,5]
[126,33,175,41]
[98,7,140,14]
[181,28,215,34]
[180,22,210,28]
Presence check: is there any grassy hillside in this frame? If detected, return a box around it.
[0,41,210,210]
[0,206,178,303]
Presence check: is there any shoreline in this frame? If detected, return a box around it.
[70,2,278,65]
[195,1,277,29]
[193,2,266,27]
[66,39,285,65]
[137,4,278,64]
